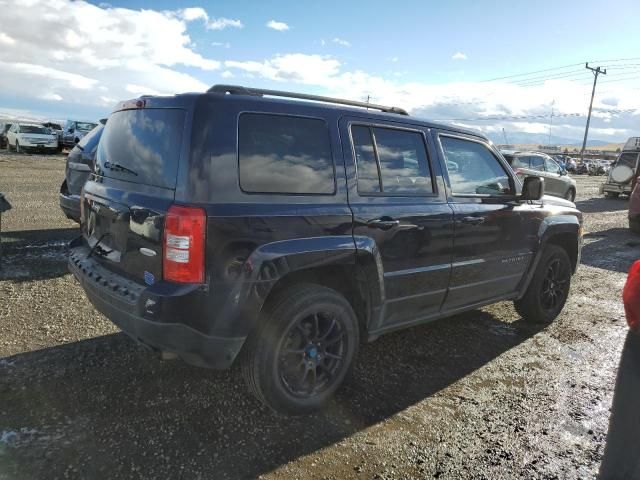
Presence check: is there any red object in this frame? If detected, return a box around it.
[623,260,640,332]
[163,205,206,283]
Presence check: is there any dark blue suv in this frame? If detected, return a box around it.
[69,85,582,413]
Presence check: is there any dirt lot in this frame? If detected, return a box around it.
[1,151,638,479]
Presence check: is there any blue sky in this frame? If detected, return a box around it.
[0,0,638,143]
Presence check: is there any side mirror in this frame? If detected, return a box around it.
[68,128,74,134]
[521,176,544,201]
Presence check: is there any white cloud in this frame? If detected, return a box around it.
[223,52,639,143]
[175,8,243,30]
[0,0,218,109]
[0,32,15,45]
[221,70,234,79]
[40,93,63,101]
[266,20,290,31]
[212,42,231,48]
[207,17,243,30]
[332,38,351,47]
[452,52,468,60]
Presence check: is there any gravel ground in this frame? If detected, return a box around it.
[0,152,638,479]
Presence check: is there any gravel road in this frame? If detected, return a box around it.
[0,152,638,479]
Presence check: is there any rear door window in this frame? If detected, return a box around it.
[528,156,545,172]
[352,125,434,195]
[238,113,335,194]
[96,109,185,189]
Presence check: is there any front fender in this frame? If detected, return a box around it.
[517,215,582,297]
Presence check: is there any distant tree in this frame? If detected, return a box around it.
[616,147,621,153]
[564,148,569,154]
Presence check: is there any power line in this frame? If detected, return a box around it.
[479,63,583,83]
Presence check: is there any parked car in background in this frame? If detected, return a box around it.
[501,150,577,201]
[602,137,640,198]
[62,120,98,149]
[6,122,58,153]
[60,120,105,222]
[42,121,64,152]
[0,122,13,149]
[566,157,577,173]
[629,182,640,234]
[68,85,583,414]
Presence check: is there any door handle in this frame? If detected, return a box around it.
[367,218,400,230]
[461,216,485,225]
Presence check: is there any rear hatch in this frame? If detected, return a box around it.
[81,106,187,285]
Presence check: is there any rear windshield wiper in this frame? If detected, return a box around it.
[103,161,138,176]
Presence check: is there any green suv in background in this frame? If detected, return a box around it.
[501,150,577,202]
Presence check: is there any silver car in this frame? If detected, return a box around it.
[501,151,577,202]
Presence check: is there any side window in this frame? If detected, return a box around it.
[351,125,433,195]
[510,156,528,168]
[238,114,335,194]
[529,156,545,172]
[440,136,512,196]
[544,157,559,173]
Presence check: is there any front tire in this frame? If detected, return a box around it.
[242,284,359,414]
[564,188,576,202]
[605,191,620,199]
[515,245,572,324]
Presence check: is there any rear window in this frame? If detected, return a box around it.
[616,152,639,169]
[238,113,335,194]
[77,124,104,152]
[21,125,47,134]
[96,109,185,189]
[77,122,97,131]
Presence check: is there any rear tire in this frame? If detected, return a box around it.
[242,283,359,414]
[605,191,620,199]
[515,245,572,324]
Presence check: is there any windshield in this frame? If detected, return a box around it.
[95,108,185,189]
[20,125,48,134]
[77,123,104,151]
[615,152,639,169]
[76,122,97,131]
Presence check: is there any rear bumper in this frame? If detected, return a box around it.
[68,245,245,369]
[602,182,632,194]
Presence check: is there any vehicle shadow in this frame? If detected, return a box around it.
[1,309,544,479]
[0,227,78,281]
[575,197,628,214]
[581,228,640,274]
[0,227,79,248]
[599,331,640,479]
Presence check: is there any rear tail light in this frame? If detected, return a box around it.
[163,205,206,283]
[623,260,640,332]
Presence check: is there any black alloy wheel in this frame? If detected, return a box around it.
[540,258,570,313]
[277,311,347,398]
[242,283,359,414]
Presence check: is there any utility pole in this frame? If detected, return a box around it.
[502,127,510,146]
[580,63,606,162]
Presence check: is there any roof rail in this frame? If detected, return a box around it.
[207,84,409,116]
